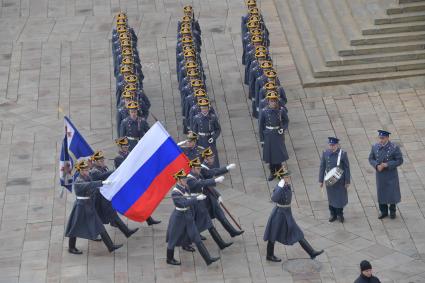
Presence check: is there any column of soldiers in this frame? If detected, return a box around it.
[64,12,161,255]
[165,6,244,266]
[241,0,289,182]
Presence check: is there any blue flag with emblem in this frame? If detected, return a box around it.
[59,116,94,192]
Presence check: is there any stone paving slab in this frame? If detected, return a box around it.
[0,0,425,282]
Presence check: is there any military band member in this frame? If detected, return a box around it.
[263,167,324,262]
[319,137,351,223]
[119,101,150,151]
[200,148,244,237]
[259,91,289,180]
[166,169,220,266]
[178,132,205,160]
[191,98,221,167]
[90,151,139,237]
[65,160,123,254]
[368,130,403,219]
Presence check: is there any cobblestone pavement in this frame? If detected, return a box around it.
[0,0,425,282]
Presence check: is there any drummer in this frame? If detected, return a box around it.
[318,137,351,223]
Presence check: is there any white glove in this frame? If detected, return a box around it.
[214,176,225,183]
[218,196,223,203]
[102,180,112,185]
[208,137,214,144]
[278,179,285,188]
[226,163,236,170]
[196,194,207,200]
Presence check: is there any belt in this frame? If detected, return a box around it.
[276,203,291,208]
[198,132,214,136]
[76,196,90,200]
[266,126,280,130]
[175,207,189,211]
[127,136,140,141]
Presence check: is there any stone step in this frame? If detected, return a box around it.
[375,11,425,24]
[314,59,425,78]
[387,2,425,14]
[363,21,425,35]
[351,31,425,45]
[327,50,425,66]
[302,69,425,87]
[330,0,362,40]
[399,0,425,4]
[339,41,425,56]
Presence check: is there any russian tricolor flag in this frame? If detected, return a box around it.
[100,122,190,222]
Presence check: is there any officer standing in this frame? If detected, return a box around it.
[259,91,289,181]
[119,101,150,151]
[191,98,221,167]
[263,167,324,262]
[166,169,220,266]
[178,132,204,160]
[319,137,351,223]
[65,160,123,254]
[368,130,403,219]
[200,148,244,237]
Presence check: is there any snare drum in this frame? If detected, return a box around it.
[324,167,344,187]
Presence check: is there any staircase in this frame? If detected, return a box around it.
[274,0,425,87]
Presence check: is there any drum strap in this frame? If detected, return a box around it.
[337,149,343,167]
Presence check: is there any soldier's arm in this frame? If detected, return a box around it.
[386,146,403,169]
[343,152,350,184]
[259,112,265,142]
[319,152,326,183]
[74,180,103,195]
[213,117,221,140]
[90,170,113,181]
[368,146,379,169]
[119,120,126,137]
[281,108,289,130]
[271,184,283,203]
[172,191,197,207]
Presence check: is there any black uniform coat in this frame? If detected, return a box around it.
[201,163,228,220]
[90,165,117,225]
[263,183,304,245]
[259,106,289,164]
[368,141,403,204]
[65,175,105,240]
[166,184,201,249]
[186,172,216,232]
[319,148,351,208]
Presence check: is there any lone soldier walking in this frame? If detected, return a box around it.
[368,130,403,219]
[263,166,324,262]
[319,137,351,223]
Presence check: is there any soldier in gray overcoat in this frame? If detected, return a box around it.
[263,167,324,262]
[368,130,403,219]
[319,137,351,223]
[119,101,150,151]
[178,132,204,160]
[200,147,244,237]
[65,160,122,254]
[166,169,220,266]
[186,157,232,250]
[259,91,289,181]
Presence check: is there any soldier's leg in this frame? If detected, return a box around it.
[195,240,220,265]
[328,205,337,222]
[266,241,281,262]
[336,207,344,223]
[166,247,181,265]
[100,231,123,253]
[113,215,139,238]
[208,226,233,250]
[68,237,82,254]
[389,204,397,219]
[146,216,161,225]
[216,210,244,237]
[378,203,389,219]
[267,164,275,181]
[298,238,324,259]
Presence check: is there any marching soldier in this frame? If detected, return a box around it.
[166,169,220,266]
[65,160,123,254]
[192,98,221,167]
[119,101,150,151]
[250,60,273,117]
[114,137,130,169]
[182,85,206,133]
[319,137,351,223]
[263,167,324,262]
[187,158,233,250]
[368,130,403,219]
[90,151,139,238]
[178,132,205,160]
[259,91,289,180]
[201,148,244,237]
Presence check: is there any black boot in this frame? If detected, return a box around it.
[114,216,139,238]
[195,241,220,266]
[219,217,244,238]
[200,234,207,241]
[182,245,196,252]
[146,216,161,226]
[299,238,323,259]
[266,241,281,262]
[166,248,181,265]
[68,237,82,254]
[267,164,276,181]
[100,231,123,253]
[209,227,233,250]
